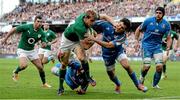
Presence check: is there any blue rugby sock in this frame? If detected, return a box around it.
[153,71,162,86]
[112,76,121,86]
[107,71,120,86]
[129,72,139,87]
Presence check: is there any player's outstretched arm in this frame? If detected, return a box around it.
[87,35,114,48]
[166,35,172,55]
[49,38,58,45]
[174,33,180,52]
[1,27,16,45]
[135,26,141,41]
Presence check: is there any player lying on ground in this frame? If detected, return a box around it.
[53,52,89,94]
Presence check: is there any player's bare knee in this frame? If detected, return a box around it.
[42,59,48,64]
[142,66,150,72]
[78,56,86,62]
[155,59,163,72]
[122,64,130,70]
[156,65,163,72]
[124,66,133,74]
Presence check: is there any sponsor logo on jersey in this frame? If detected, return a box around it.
[155,29,159,33]
[28,30,30,34]
[150,32,161,35]
[38,34,41,38]
[28,38,35,44]
[150,22,154,26]
[106,27,110,30]
[47,33,50,36]
[162,24,166,29]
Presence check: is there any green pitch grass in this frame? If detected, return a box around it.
[0,58,180,99]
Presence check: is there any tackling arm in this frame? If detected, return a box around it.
[47,38,58,45]
[88,35,114,48]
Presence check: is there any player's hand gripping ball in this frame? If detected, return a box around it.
[82,28,97,50]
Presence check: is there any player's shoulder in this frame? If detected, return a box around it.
[17,23,31,28]
[74,24,87,34]
[16,24,32,32]
[38,28,45,33]
[95,20,110,25]
[162,19,171,26]
[144,17,155,22]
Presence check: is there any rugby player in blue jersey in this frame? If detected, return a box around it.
[87,18,148,93]
[135,7,172,89]
[51,59,89,95]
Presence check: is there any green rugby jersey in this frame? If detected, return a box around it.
[162,30,179,50]
[16,24,46,50]
[43,29,56,50]
[64,13,88,41]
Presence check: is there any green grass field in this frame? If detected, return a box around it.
[0,58,180,99]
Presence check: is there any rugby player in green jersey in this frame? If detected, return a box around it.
[57,9,115,95]
[38,22,57,64]
[161,30,179,79]
[1,15,51,88]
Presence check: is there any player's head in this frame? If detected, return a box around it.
[34,15,43,29]
[155,7,165,20]
[115,18,131,33]
[43,22,49,31]
[84,9,98,27]
[68,60,81,69]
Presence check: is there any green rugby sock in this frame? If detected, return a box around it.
[59,69,66,89]
[39,71,46,84]
[14,66,25,74]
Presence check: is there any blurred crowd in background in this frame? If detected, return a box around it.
[0,0,180,57]
[0,0,179,22]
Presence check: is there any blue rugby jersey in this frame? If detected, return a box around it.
[55,61,87,90]
[92,20,126,59]
[65,60,87,89]
[140,17,171,49]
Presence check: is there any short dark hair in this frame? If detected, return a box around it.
[120,18,131,31]
[155,7,165,16]
[34,15,42,21]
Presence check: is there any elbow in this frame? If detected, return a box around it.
[105,44,114,48]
